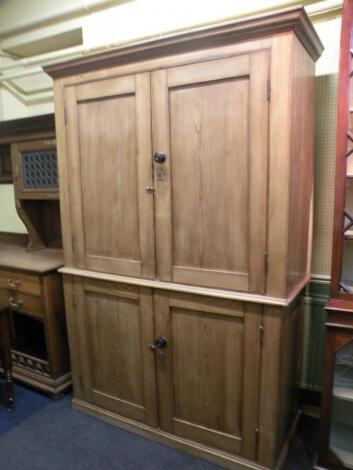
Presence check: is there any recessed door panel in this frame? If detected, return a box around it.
[86,293,144,405]
[172,307,243,437]
[170,78,249,275]
[78,95,140,263]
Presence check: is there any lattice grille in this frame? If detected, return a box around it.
[21,149,58,190]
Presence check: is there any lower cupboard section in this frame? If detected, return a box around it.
[63,274,303,469]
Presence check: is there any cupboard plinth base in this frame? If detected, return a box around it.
[72,398,296,470]
[12,366,71,397]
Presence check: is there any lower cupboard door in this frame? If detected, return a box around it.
[76,279,158,426]
[153,291,262,460]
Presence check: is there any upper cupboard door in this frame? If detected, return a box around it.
[152,52,269,293]
[64,73,155,279]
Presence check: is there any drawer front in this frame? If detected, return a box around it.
[0,289,43,319]
[0,270,41,296]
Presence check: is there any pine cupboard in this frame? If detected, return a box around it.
[46,6,323,469]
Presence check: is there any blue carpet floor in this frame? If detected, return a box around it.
[0,382,51,434]
[0,384,221,470]
[0,383,319,469]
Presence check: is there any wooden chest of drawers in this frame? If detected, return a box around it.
[0,242,70,396]
[0,272,42,319]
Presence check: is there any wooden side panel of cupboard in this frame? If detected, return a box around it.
[153,291,262,459]
[72,278,157,426]
[64,73,155,279]
[152,52,269,293]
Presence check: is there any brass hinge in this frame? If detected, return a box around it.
[267,79,271,101]
[259,321,264,347]
[71,236,75,253]
[264,251,268,275]
[64,109,67,126]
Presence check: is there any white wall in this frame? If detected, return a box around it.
[0,185,26,233]
[0,87,28,120]
[311,17,341,278]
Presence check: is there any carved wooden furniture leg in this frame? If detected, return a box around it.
[0,309,14,410]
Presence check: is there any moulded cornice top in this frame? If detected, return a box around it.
[45,5,324,79]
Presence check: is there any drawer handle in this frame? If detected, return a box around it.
[7,278,21,289]
[8,297,23,309]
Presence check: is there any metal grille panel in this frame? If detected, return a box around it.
[21,149,58,190]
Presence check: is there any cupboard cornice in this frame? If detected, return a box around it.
[45,6,323,79]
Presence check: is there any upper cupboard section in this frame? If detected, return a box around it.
[63,51,270,293]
